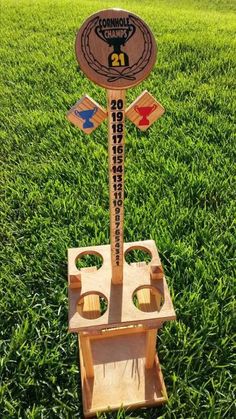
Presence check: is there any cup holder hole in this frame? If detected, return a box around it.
[133,286,164,313]
[77,292,108,319]
[125,247,152,265]
[75,251,103,270]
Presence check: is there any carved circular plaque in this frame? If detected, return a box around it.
[75,9,157,89]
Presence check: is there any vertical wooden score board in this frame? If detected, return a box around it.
[107,90,125,283]
[67,8,176,417]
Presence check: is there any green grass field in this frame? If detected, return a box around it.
[1,0,235,417]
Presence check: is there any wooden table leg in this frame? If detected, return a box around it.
[145,329,157,369]
[79,333,94,378]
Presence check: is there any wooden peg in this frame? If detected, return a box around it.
[82,294,101,320]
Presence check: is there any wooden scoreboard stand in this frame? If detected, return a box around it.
[67,9,176,417]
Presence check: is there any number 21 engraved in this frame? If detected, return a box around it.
[111,53,125,67]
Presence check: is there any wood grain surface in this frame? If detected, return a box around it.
[107,89,125,284]
[126,90,165,131]
[75,9,157,89]
[67,95,107,134]
[68,240,176,332]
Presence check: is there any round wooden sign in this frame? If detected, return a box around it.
[75,9,157,89]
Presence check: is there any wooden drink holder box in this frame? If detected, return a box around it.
[67,9,176,417]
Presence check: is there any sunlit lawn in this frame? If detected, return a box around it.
[1,0,235,417]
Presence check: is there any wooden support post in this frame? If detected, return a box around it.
[79,334,94,378]
[145,329,157,369]
[107,89,126,285]
[136,287,158,369]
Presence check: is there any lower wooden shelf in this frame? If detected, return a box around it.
[79,330,167,417]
